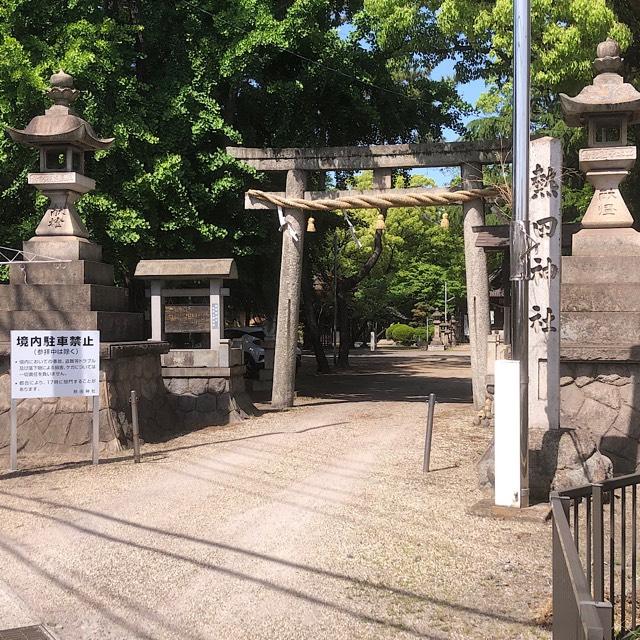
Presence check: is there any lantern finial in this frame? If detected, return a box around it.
[47,69,79,108]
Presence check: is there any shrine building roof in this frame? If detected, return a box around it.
[134,259,239,280]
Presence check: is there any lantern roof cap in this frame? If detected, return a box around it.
[5,70,114,151]
[560,39,640,127]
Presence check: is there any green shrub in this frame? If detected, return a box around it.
[413,326,429,344]
[387,323,415,344]
[385,323,400,340]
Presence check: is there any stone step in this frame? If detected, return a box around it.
[0,311,143,342]
[9,260,114,286]
[562,256,640,283]
[561,311,640,345]
[562,283,640,312]
[0,284,129,312]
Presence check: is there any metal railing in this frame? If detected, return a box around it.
[551,493,612,639]
[553,472,640,639]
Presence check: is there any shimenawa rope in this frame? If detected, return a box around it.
[247,187,497,211]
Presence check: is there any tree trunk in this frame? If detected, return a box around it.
[302,254,330,373]
[336,288,351,368]
[336,226,385,368]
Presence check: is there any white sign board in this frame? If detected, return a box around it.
[494,359,523,508]
[10,330,100,399]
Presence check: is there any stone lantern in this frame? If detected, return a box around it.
[430,309,445,351]
[558,39,640,478]
[0,71,143,344]
[560,39,640,253]
[6,70,114,257]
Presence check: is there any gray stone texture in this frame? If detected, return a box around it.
[0,342,255,457]
[0,310,143,342]
[9,260,115,286]
[562,311,640,346]
[562,256,640,284]
[162,369,256,432]
[477,427,612,500]
[560,361,640,474]
[23,236,103,262]
[0,348,179,455]
[0,284,129,312]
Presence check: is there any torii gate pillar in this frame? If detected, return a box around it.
[272,169,307,408]
[462,163,490,409]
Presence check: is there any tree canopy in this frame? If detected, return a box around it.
[1,0,638,341]
[0,1,463,295]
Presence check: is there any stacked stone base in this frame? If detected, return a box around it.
[0,239,143,342]
[0,345,257,459]
[163,366,258,430]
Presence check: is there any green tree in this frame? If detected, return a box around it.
[0,0,465,321]
[434,0,635,221]
[304,171,466,367]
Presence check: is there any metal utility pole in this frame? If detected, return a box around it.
[333,231,339,366]
[444,281,448,323]
[510,0,531,507]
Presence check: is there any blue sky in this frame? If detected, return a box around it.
[421,58,487,184]
[334,23,488,185]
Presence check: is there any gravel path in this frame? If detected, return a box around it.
[0,349,551,639]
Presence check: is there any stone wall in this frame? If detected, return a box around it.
[480,361,640,476]
[560,361,640,474]
[163,371,257,429]
[0,343,258,459]
[0,342,176,455]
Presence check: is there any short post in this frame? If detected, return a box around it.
[423,393,436,473]
[370,331,376,352]
[209,279,222,350]
[91,395,100,465]
[130,390,141,463]
[9,399,17,472]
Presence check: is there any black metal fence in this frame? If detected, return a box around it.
[552,472,640,639]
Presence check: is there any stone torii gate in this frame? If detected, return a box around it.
[227,140,509,409]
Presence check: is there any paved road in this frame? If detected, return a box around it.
[0,349,550,639]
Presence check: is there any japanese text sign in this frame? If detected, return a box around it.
[11,330,100,399]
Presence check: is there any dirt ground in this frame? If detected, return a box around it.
[0,347,552,639]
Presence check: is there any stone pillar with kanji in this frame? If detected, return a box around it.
[528,137,562,431]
